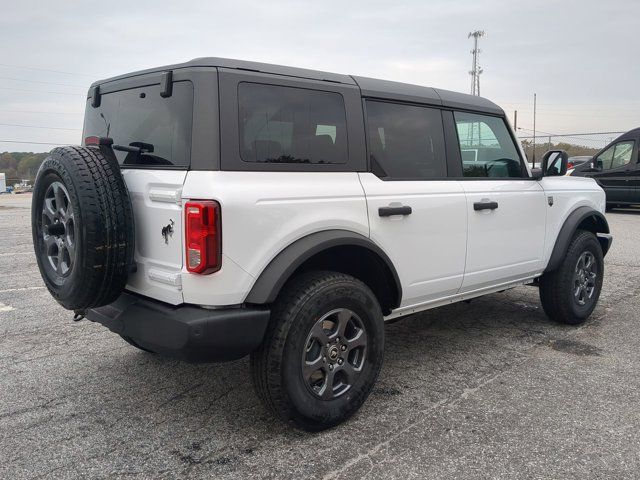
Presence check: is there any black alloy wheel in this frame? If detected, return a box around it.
[301,308,368,400]
[251,271,385,431]
[38,180,76,278]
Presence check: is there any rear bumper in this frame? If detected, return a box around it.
[86,292,270,363]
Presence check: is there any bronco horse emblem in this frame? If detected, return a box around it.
[161,219,174,244]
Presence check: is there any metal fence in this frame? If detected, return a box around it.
[515,131,626,165]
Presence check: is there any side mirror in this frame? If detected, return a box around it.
[541,150,569,177]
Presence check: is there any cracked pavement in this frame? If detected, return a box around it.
[1,193,639,479]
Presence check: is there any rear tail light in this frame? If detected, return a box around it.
[185,200,221,274]
[83,136,113,147]
[567,162,574,169]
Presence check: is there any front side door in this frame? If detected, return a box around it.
[451,111,547,292]
[590,140,636,203]
[359,100,467,308]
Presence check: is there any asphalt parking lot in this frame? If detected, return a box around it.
[1,193,639,479]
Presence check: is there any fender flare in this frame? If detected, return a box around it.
[545,206,611,273]
[244,230,402,307]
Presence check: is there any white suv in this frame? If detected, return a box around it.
[31,58,612,430]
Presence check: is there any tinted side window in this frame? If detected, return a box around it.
[610,141,634,169]
[365,101,446,180]
[238,83,348,164]
[595,141,635,170]
[595,144,615,170]
[83,82,193,167]
[454,111,523,178]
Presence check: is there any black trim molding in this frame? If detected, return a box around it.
[245,230,402,308]
[545,207,610,272]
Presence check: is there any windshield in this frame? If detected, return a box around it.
[82,81,193,168]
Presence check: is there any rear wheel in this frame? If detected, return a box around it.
[539,230,604,325]
[250,271,384,431]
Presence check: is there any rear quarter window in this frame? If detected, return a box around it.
[238,82,348,165]
[82,81,193,168]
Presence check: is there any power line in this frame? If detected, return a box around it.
[0,123,81,131]
[0,109,83,115]
[0,140,67,145]
[512,112,640,118]
[518,127,556,136]
[517,128,626,137]
[0,63,96,78]
[498,101,640,107]
[0,76,87,88]
[0,86,85,96]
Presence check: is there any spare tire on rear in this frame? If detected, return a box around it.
[31,145,135,311]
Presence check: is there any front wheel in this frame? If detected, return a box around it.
[539,230,604,325]
[250,271,384,431]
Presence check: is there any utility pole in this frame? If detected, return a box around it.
[468,30,485,96]
[532,93,537,168]
[513,110,518,130]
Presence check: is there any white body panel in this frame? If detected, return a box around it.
[538,176,606,266]
[124,168,605,317]
[459,179,547,291]
[122,169,186,305]
[181,171,370,306]
[358,173,467,306]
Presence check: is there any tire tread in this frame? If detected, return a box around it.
[32,146,134,310]
[539,229,603,325]
[250,271,383,430]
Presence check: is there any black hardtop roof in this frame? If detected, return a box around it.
[351,76,502,114]
[92,57,503,115]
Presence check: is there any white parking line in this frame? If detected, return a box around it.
[0,286,44,294]
[0,252,33,256]
[0,303,14,312]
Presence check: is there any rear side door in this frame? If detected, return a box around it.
[590,140,636,203]
[359,100,467,308]
[449,111,547,292]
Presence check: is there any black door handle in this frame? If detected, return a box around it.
[473,201,499,211]
[379,205,412,217]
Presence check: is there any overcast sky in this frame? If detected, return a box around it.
[2,0,638,152]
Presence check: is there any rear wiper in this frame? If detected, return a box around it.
[112,144,141,153]
[112,142,155,154]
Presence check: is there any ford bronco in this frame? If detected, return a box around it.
[31,58,612,430]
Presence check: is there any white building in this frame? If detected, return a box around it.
[0,173,6,193]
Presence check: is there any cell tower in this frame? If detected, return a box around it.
[468,30,485,96]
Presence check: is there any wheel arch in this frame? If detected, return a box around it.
[244,230,402,315]
[545,206,611,273]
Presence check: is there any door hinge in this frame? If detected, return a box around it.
[149,187,182,206]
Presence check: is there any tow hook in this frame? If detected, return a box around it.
[73,310,86,322]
